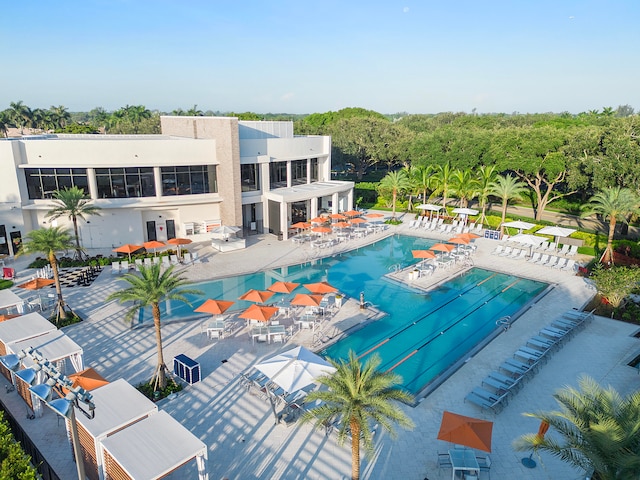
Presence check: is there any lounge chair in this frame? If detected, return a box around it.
[120,260,129,271]
[183,252,192,264]
[509,248,521,259]
[535,254,549,265]
[490,245,504,255]
[537,241,549,252]
[152,256,160,265]
[111,262,120,274]
[135,258,144,271]
[464,390,508,413]
[558,244,570,256]
[161,256,170,267]
[144,257,153,267]
[545,256,559,268]
[553,258,568,269]
[527,252,541,263]
[170,254,179,265]
[566,245,579,257]
[499,246,513,257]
[563,259,576,272]
[192,251,200,263]
[487,371,521,391]
[481,376,512,395]
[546,242,557,252]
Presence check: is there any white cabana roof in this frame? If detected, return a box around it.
[0,290,23,310]
[100,410,208,480]
[7,330,83,372]
[76,379,158,439]
[0,312,56,345]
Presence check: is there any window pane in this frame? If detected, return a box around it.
[57,175,72,189]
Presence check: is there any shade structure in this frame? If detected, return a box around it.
[365,212,385,218]
[448,237,470,245]
[502,220,537,232]
[254,346,336,394]
[452,232,481,242]
[142,240,166,256]
[167,237,193,246]
[430,243,456,253]
[343,210,361,217]
[312,226,332,234]
[291,221,311,230]
[303,281,338,294]
[17,278,55,290]
[290,293,324,307]
[0,290,23,311]
[113,244,143,262]
[416,203,443,211]
[349,217,367,225]
[309,216,327,224]
[452,207,479,216]
[210,225,241,240]
[239,289,274,303]
[66,367,109,392]
[194,299,234,315]
[509,234,545,247]
[238,304,279,323]
[412,250,437,259]
[267,281,300,294]
[536,225,576,240]
[437,411,493,452]
[332,221,350,229]
[329,213,347,220]
[0,312,56,356]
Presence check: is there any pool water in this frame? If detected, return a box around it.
[141,235,547,396]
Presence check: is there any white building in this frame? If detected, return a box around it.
[0,117,354,255]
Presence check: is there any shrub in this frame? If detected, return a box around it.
[137,379,183,401]
[0,412,38,479]
[590,264,640,308]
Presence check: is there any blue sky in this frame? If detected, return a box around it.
[1,0,638,114]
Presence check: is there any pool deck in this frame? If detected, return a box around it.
[3,217,640,479]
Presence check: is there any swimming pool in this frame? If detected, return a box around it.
[139,235,548,396]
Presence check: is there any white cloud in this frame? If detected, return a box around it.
[280,92,295,101]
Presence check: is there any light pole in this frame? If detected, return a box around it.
[1,348,95,480]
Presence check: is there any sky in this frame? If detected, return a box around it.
[1,0,639,115]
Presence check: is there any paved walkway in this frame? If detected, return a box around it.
[2,216,640,480]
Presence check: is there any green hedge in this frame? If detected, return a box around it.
[0,412,38,479]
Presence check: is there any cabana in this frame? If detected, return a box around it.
[100,410,208,480]
[0,289,25,315]
[72,379,158,480]
[0,312,56,357]
[6,330,83,416]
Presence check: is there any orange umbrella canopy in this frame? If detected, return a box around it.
[303,281,338,294]
[453,232,481,241]
[17,278,55,290]
[412,250,436,259]
[343,210,361,217]
[309,216,327,224]
[0,314,20,322]
[143,240,166,250]
[312,226,332,234]
[437,411,493,452]
[350,217,367,224]
[167,237,193,246]
[448,237,470,245]
[268,281,300,294]
[365,212,385,218]
[239,304,279,322]
[332,221,350,229]
[66,367,109,392]
[291,222,311,229]
[195,299,235,315]
[114,244,143,254]
[239,289,275,303]
[290,293,324,307]
[430,243,456,253]
[329,213,347,220]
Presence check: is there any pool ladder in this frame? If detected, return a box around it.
[389,264,401,273]
[496,315,512,331]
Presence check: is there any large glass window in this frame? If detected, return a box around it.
[269,161,287,189]
[25,168,88,199]
[95,167,155,198]
[161,165,217,196]
[291,160,307,186]
[241,164,260,192]
[310,158,319,182]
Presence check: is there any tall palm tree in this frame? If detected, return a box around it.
[431,162,454,211]
[450,168,479,208]
[9,101,32,134]
[46,186,101,260]
[185,104,204,116]
[490,175,528,234]
[17,227,75,323]
[107,264,202,391]
[378,170,411,219]
[300,352,414,480]
[0,109,12,138]
[412,164,434,208]
[513,375,640,480]
[581,187,639,264]
[49,105,71,128]
[476,165,497,226]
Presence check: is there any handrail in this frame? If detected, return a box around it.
[496,315,512,331]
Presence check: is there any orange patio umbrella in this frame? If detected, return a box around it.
[0,314,20,322]
[349,217,367,227]
[113,244,144,262]
[522,419,551,467]
[239,289,275,303]
[312,226,332,234]
[303,281,338,294]
[64,367,109,393]
[412,250,436,259]
[332,221,350,229]
[290,293,324,307]
[329,213,347,220]
[239,304,279,323]
[291,222,311,230]
[430,243,456,253]
[452,232,481,242]
[17,278,55,290]
[309,216,328,225]
[343,210,361,217]
[365,212,385,218]
[437,411,493,452]
[143,240,166,256]
[195,299,235,315]
[268,281,300,294]
[167,237,192,259]
[448,237,470,245]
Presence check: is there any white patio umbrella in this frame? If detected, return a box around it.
[416,203,443,219]
[452,207,478,225]
[255,346,336,422]
[536,226,576,244]
[211,225,241,240]
[509,234,545,257]
[502,220,537,234]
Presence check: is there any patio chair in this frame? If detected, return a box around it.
[566,245,579,257]
[527,252,540,263]
[553,258,568,269]
[120,261,129,271]
[170,254,179,265]
[476,455,492,479]
[475,223,483,233]
[563,259,576,272]
[490,245,503,255]
[437,453,452,473]
[558,244,570,256]
[134,258,143,271]
[143,257,153,268]
[111,262,120,274]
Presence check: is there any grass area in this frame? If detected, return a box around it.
[0,280,13,290]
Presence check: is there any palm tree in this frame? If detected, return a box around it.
[107,264,202,392]
[450,168,479,208]
[185,105,204,116]
[17,227,75,323]
[49,105,71,128]
[431,162,454,211]
[490,175,528,234]
[581,187,639,265]
[300,352,414,480]
[9,101,32,134]
[412,164,434,208]
[513,375,640,480]
[476,165,497,226]
[378,170,411,219]
[0,110,12,138]
[46,186,101,260]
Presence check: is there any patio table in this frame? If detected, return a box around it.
[250,326,269,344]
[206,319,226,339]
[448,448,479,480]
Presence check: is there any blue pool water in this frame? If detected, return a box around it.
[141,235,547,396]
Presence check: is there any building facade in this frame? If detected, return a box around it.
[0,117,354,255]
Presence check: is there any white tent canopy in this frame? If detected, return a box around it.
[0,290,24,311]
[416,204,443,211]
[502,220,537,232]
[100,410,208,480]
[509,234,545,247]
[0,312,56,353]
[452,207,479,216]
[7,330,84,372]
[536,226,576,238]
